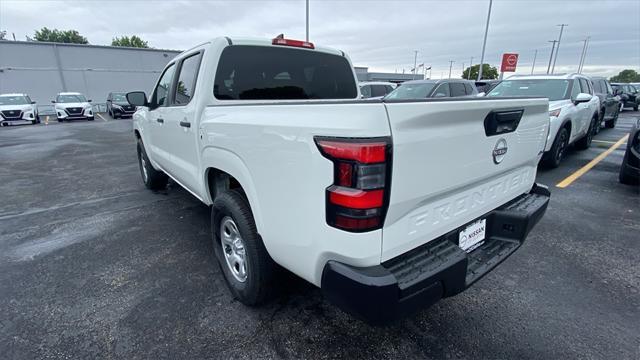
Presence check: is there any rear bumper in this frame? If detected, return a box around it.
[321,183,550,325]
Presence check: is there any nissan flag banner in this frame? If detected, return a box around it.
[501,53,519,72]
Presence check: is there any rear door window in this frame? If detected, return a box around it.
[214,45,357,100]
[592,80,602,93]
[174,52,203,105]
[463,83,475,95]
[432,84,450,97]
[450,82,466,97]
[371,85,388,97]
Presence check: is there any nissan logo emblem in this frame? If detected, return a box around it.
[493,138,508,164]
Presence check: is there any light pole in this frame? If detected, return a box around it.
[305,0,309,41]
[531,49,537,75]
[448,60,455,79]
[551,24,568,74]
[412,50,418,80]
[547,40,557,74]
[578,37,590,73]
[477,0,493,81]
[467,56,473,79]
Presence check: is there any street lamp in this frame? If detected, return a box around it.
[477,0,493,81]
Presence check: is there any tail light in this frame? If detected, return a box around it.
[272,37,315,49]
[315,137,392,232]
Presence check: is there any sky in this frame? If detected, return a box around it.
[1,0,639,79]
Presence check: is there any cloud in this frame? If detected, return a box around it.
[1,0,638,78]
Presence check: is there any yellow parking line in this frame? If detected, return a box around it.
[96,113,107,121]
[556,134,629,188]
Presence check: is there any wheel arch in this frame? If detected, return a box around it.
[201,147,264,234]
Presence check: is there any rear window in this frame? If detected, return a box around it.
[214,45,357,100]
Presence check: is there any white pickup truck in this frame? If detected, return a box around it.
[127,36,551,325]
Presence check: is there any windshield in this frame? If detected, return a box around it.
[487,79,570,101]
[0,95,29,105]
[385,83,436,99]
[112,93,127,102]
[214,45,357,100]
[57,94,87,103]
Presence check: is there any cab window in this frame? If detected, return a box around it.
[174,52,203,105]
[360,85,372,98]
[450,82,466,97]
[432,84,450,97]
[150,63,176,109]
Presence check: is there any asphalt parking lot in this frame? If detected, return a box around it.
[1,111,638,359]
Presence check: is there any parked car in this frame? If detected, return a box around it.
[0,93,40,126]
[611,83,639,111]
[590,77,620,129]
[106,92,137,118]
[359,82,396,99]
[385,79,477,99]
[619,118,640,185]
[126,36,550,325]
[487,73,600,168]
[52,92,94,122]
[475,79,501,94]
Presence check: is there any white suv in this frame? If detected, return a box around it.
[0,93,40,126]
[487,74,600,167]
[52,92,94,122]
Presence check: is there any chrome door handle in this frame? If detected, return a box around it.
[156,118,164,123]
[179,121,191,128]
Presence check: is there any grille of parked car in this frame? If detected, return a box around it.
[1,110,23,119]
[65,107,83,115]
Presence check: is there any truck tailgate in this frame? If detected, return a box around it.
[381,98,549,261]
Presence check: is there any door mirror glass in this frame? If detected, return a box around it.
[31,101,36,104]
[127,91,148,107]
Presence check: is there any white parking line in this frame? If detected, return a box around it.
[96,113,107,122]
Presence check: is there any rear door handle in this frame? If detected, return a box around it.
[156,118,164,123]
[179,121,191,128]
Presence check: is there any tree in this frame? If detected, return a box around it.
[461,64,499,80]
[34,27,88,44]
[610,69,640,83]
[111,35,149,48]
[0,31,6,40]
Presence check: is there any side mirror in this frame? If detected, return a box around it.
[51,100,56,103]
[574,93,592,105]
[127,91,148,107]
[31,101,36,104]
[88,99,92,102]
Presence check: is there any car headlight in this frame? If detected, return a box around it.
[549,108,561,117]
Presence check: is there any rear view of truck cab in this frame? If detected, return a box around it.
[129,36,550,326]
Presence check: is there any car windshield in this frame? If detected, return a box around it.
[112,93,127,102]
[486,79,570,101]
[385,83,436,99]
[57,94,87,103]
[0,95,29,105]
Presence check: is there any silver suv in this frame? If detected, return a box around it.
[487,73,600,168]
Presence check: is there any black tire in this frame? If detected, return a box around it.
[36,115,41,123]
[31,120,37,125]
[605,109,618,128]
[576,115,597,150]
[619,152,639,185]
[136,139,168,190]
[543,127,569,168]
[212,189,276,305]
[57,118,64,122]
[634,105,638,112]
[88,116,95,121]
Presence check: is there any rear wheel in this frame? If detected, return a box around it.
[212,189,276,305]
[136,139,168,190]
[634,104,638,111]
[576,116,597,150]
[543,127,569,168]
[88,116,94,121]
[605,108,618,128]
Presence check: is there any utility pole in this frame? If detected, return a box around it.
[477,0,493,81]
[531,49,537,75]
[448,60,455,79]
[412,50,418,80]
[305,0,310,41]
[547,40,557,74]
[467,57,473,79]
[462,62,465,77]
[551,24,568,74]
[578,37,590,73]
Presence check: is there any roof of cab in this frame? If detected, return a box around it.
[0,93,28,97]
[57,92,84,95]
[505,73,588,80]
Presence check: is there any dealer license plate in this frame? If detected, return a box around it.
[458,219,486,252]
